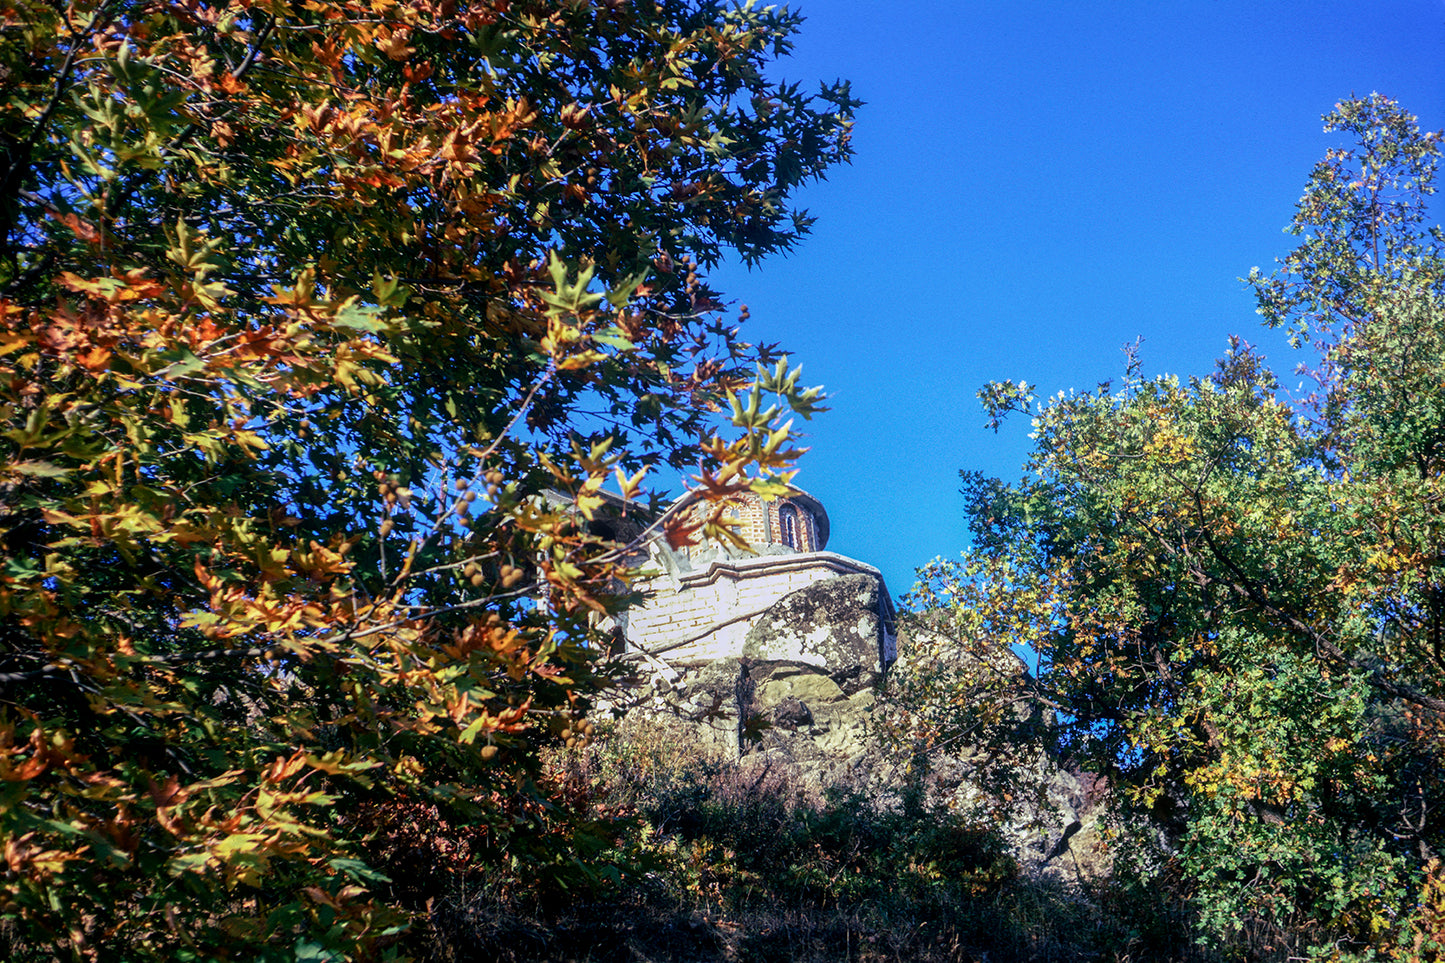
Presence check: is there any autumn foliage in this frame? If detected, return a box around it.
[0,0,852,957]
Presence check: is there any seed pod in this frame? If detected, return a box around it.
[480,745,498,761]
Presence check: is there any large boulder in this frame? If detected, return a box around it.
[741,574,886,691]
[731,575,892,779]
[740,660,879,763]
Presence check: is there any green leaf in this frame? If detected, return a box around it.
[328,857,391,884]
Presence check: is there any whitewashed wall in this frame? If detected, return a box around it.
[626,552,894,666]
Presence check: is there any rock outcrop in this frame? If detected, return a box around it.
[740,573,887,683]
[618,573,1107,880]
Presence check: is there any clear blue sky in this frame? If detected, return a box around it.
[706,0,1445,599]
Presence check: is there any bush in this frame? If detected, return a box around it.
[410,720,1250,962]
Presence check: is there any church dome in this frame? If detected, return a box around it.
[689,487,830,554]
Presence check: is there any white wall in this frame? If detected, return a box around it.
[626,552,892,666]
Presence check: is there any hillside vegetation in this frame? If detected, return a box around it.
[2,0,1442,958]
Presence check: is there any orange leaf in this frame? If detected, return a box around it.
[50,212,100,244]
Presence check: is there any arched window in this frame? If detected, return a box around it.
[779,505,798,548]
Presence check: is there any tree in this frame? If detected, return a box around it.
[879,550,1066,834]
[950,95,1445,958]
[0,1,853,958]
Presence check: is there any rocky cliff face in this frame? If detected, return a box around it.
[618,574,1106,880]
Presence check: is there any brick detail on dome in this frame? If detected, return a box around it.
[680,488,829,557]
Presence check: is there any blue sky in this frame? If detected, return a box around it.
[706,0,1445,598]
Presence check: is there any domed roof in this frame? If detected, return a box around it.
[671,486,830,553]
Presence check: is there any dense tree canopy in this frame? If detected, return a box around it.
[0,1,853,958]
[915,95,1445,959]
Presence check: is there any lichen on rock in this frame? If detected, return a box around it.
[740,573,888,690]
